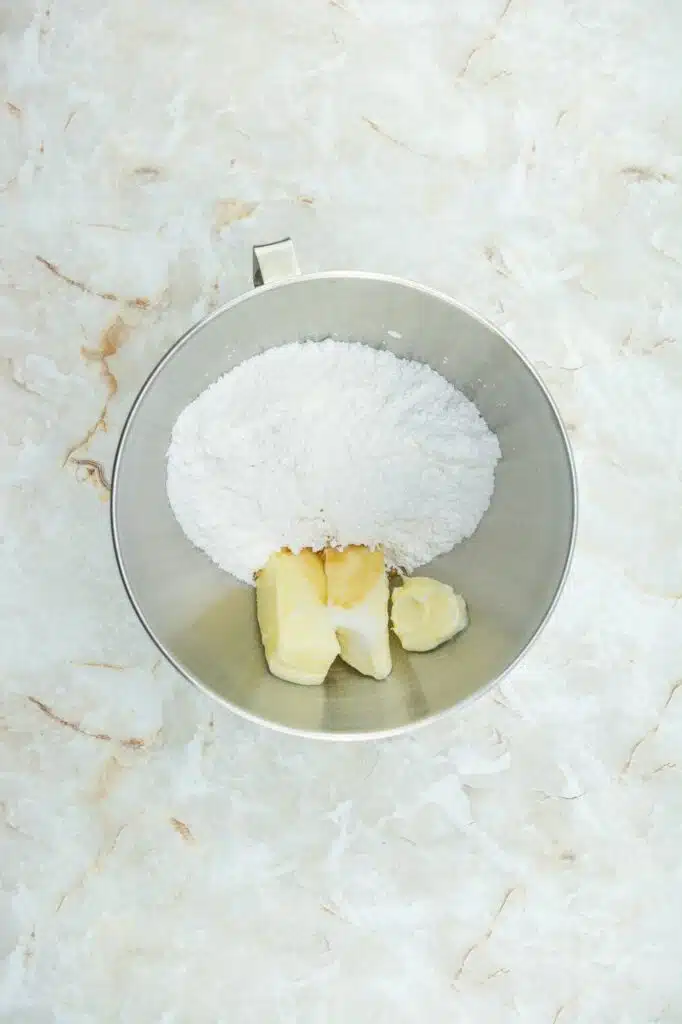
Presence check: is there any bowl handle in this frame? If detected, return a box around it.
[252,238,301,287]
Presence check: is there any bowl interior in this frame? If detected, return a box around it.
[112,274,576,737]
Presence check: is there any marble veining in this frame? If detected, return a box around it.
[1,0,682,1020]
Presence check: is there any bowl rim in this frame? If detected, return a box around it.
[110,269,579,741]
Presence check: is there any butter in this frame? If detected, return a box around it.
[256,549,340,685]
[391,576,468,652]
[324,545,392,680]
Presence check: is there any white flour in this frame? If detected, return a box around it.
[167,340,501,584]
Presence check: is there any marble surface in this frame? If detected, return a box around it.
[2,0,682,1020]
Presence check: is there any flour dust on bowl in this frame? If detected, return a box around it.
[111,239,577,739]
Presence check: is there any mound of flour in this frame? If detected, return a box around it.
[167,340,501,584]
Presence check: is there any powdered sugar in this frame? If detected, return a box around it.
[166,340,501,584]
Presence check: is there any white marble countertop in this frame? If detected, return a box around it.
[2,0,682,1020]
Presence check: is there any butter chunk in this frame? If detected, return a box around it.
[391,576,468,652]
[324,545,392,680]
[256,549,340,685]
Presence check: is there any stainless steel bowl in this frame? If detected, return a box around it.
[111,239,577,739]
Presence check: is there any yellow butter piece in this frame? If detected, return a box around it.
[391,576,468,652]
[324,546,392,680]
[256,549,340,685]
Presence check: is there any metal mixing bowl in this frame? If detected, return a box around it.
[111,239,577,739]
